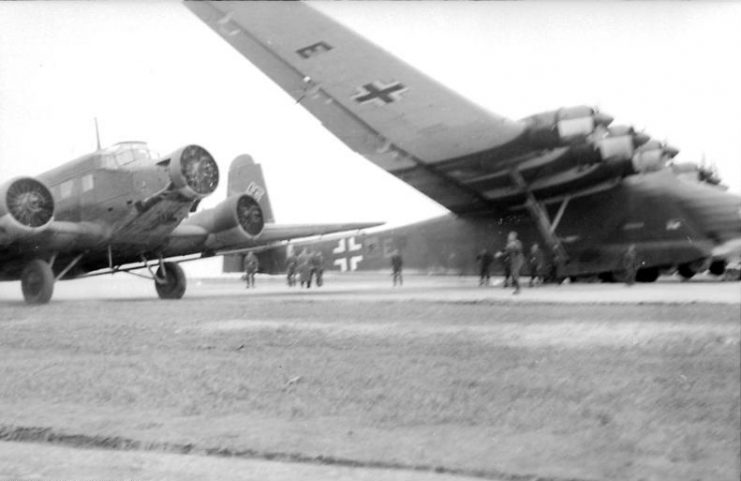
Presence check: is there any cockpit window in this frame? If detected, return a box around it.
[99,142,154,168]
[116,149,135,165]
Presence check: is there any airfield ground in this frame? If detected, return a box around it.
[0,274,739,481]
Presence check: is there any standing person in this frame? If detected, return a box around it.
[391,250,403,286]
[622,244,638,286]
[505,231,524,294]
[310,249,324,287]
[298,248,312,288]
[528,243,545,287]
[476,248,494,286]
[495,249,511,288]
[285,250,298,287]
[244,251,259,288]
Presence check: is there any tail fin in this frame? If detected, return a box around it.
[228,154,275,222]
[223,154,275,273]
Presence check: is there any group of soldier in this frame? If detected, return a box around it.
[285,248,324,288]
[246,234,641,292]
[477,232,640,293]
[244,248,325,289]
[477,231,539,295]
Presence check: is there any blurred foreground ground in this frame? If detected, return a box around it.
[0,274,738,480]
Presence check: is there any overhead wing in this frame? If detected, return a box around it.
[185,1,529,214]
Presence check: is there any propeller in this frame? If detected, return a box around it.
[236,195,265,237]
[181,145,219,195]
[6,178,54,228]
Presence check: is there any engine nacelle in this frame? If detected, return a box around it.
[0,177,55,245]
[187,194,265,249]
[631,148,668,173]
[525,105,614,147]
[166,145,219,200]
[595,135,635,161]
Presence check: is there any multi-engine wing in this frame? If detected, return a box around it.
[185,1,530,214]
[186,2,683,215]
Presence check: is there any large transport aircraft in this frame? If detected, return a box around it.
[187,2,741,282]
[0,142,379,304]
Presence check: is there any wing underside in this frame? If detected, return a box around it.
[186,1,531,214]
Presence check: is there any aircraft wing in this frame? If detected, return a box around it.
[185,1,528,214]
[163,214,382,256]
[257,221,383,243]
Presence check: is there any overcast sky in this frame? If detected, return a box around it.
[1,1,740,277]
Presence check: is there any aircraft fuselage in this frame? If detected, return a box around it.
[266,172,741,279]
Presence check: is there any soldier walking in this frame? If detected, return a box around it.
[495,249,511,288]
[391,250,403,286]
[244,251,259,288]
[310,249,324,287]
[528,243,545,287]
[505,231,524,294]
[285,250,298,287]
[298,248,312,288]
[476,248,494,286]
[622,244,638,286]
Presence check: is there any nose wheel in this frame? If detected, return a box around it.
[21,259,55,304]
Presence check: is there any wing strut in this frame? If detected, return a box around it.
[509,169,569,277]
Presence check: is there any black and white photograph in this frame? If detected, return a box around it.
[0,1,739,480]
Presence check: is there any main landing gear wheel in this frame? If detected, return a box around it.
[21,259,54,304]
[636,267,660,283]
[677,263,697,280]
[155,262,186,299]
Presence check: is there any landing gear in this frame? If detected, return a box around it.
[598,271,617,283]
[677,263,697,280]
[708,260,726,277]
[21,259,54,304]
[635,266,659,283]
[154,262,186,299]
[509,169,569,277]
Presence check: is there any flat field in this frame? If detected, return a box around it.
[0,275,739,480]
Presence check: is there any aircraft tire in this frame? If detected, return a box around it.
[155,262,186,300]
[708,260,726,276]
[21,259,55,304]
[677,263,696,280]
[636,267,660,283]
[598,272,616,283]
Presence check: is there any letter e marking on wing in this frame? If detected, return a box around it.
[296,42,333,59]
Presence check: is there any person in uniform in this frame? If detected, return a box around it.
[622,244,638,286]
[244,251,259,288]
[297,248,312,288]
[528,243,545,287]
[285,250,298,287]
[391,250,403,286]
[495,249,511,288]
[476,248,494,286]
[310,249,324,287]
[505,231,524,294]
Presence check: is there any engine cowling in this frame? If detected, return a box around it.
[0,177,55,245]
[525,105,614,147]
[166,145,219,199]
[186,194,265,249]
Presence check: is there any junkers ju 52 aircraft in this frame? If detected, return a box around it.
[0,141,378,304]
[187,2,741,282]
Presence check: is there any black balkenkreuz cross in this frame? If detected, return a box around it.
[353,81,407,106]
